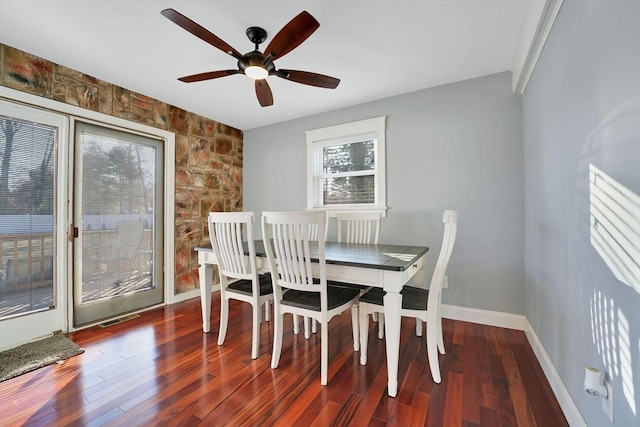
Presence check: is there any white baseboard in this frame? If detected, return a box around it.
[523,319,586,427]
[441,304,586,427]
[170,285,220,304]
[441,304,528,330]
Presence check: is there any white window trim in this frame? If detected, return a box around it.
[306,116,386,215]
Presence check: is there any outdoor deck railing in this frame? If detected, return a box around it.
[0,230,152,288]
[0,233,53,287]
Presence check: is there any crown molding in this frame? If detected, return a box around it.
[512,0,564,94]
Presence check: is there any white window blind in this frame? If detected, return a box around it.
[306,117,386,211]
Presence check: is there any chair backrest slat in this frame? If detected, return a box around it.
[336,211,381,244]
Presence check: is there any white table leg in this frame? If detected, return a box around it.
[198,255,213,333]
[383,289,402,397]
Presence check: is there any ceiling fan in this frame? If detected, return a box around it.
[161,9,340,107]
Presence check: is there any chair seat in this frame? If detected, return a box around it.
[282,286,360,311]
[400,286,429,310]
[359,286,429,310]
[227,274,273,296]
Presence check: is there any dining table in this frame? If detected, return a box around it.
[195,240,429,397]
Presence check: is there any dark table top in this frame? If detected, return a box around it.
[197,241,429,272]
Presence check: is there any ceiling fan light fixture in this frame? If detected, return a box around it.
[245,65,268,80]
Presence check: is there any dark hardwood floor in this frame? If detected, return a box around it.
[0,295,568,426]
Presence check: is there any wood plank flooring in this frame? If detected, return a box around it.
[0,295,568,426]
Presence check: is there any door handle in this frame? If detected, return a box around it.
[68,225,78,241]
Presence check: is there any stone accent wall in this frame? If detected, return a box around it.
[0,44,242,294]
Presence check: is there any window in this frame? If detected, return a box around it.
[306,116,386,212]
[0,111,58,319]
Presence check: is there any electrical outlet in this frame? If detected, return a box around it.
[602,378,613,423]
[442,276,448,289]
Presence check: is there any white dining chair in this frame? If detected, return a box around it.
[208,211,273,359]
[306,210,383,340]
[293,210,328,337]
[358,210,458,384]
[336,211,381,244]
[262,211,360,385]
[330,210,384,342]
[107,218,145,272]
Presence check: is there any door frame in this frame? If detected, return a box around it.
[0,86,176,333]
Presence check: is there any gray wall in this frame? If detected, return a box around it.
[244,71,524,315]
[523,1,640,426]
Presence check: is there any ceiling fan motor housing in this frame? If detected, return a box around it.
[238,51,275,75]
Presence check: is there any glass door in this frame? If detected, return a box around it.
[0,100,67,350]
[72,121,163,326]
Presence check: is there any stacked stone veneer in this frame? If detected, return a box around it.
[0,44,243,294]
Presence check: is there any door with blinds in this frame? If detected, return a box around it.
[72,121,164,326]
[0,100,67,349]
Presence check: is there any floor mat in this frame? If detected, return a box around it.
[0,334,84,382]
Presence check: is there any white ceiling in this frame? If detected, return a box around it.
[0,0,534,131]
